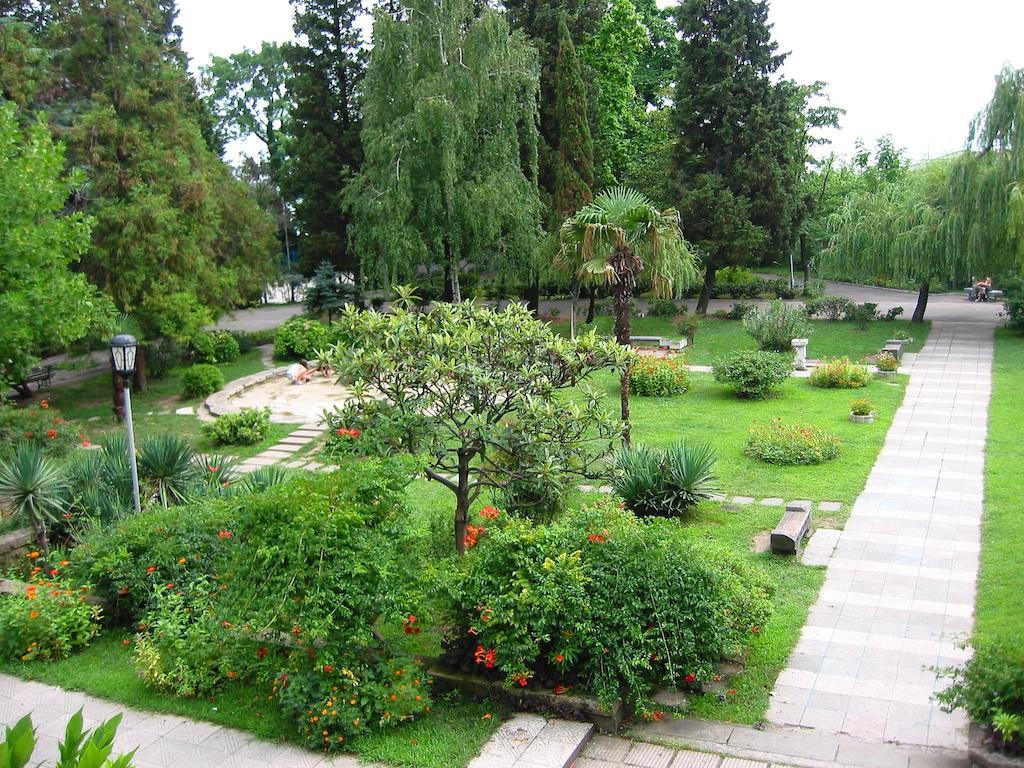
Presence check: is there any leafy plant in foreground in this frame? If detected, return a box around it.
[0,710,136,768]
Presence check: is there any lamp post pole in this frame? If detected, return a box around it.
[110,334,142,515]
[123,382,142,515]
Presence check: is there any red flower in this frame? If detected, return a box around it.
[146,566,157,573]
[323,665,333,673]
[751,625,761,634]
[208,465,219,473]
[479,506,500,520]
[511,673,530,687]
[684,673,696,683]
[553,684,570,695]
[554,654,565,664]
[40,400,49,409]
[473,645,497,669]
[256,646,268,660]
[218,529,233,539]
[727,689,737,696]
[46,429,57,440]
[403,615,422,635]
[587,533,606,544]
[48,569,59,576]
[464,524,486,549]
[80,440,90,448]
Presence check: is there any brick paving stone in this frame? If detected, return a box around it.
[670,751,721,768]
[625,743,676,768]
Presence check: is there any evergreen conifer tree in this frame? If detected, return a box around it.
[553,12,594,222]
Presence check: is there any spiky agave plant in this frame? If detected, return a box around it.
[234,466,290,495]
[194,453,239,494]
[137,435,199,508]
[613,440,718,518]
[0,442,68,552]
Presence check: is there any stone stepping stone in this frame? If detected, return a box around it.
[278,436,315,446]
[258,450,295,461]
[760,498,784,506]
[732,496,754,504]
[468,713,592,768]
[817,501,842,512]
[267,443,303,454]
[243,456,279,467]
[174,406,194,415]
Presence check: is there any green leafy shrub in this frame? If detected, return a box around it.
[848,302,879,329]
[808,357,872,389]
[1,710,136,768]
[883,306,904,321]
[744,419,840,465]
[181,363,224,399]
[712,350,792,398]
[70,460,431,746]
[742,299,810,351]
[0,400,82,459]
[937,637,1024,753]
[202,408,271,446]
[647,299,681,317]
[850,398,875,416]
[191,331,241,364]
[141,338,186,380]
[274,317,331,360]
[613,441,717,518]
[804,296,854,321]
[0,570,101,661]
[876,351,898,371]
[1004,298,1024,331]
[629,356,691,396]
[443,501,772,710]
[726,301,754,320]
[676,315,700,342]
[802,280,826,299]
[230,329,275,353]
[133,581,225,698]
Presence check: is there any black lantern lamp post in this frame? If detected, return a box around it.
[109,334,142,514]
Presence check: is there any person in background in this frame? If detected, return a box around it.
[284,362,314,384]
[971,276,993,302]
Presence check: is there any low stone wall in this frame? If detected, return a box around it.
[0,527,32,568]
[205,367,286,417]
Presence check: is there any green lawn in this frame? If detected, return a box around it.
[0,633,502,768]
[590,369,908,508]
[551,316,927,366]
[975,328,1024,639]
[35,351,300,459]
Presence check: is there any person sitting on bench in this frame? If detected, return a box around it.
[970,276,993,302]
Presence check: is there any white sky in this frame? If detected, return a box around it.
[178,0,1024,164]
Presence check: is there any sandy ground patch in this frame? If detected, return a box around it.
[227,373,352,424]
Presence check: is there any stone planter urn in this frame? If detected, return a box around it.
[792,338,809,371]
[850,411,876,424]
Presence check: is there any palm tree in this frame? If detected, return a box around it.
[557,187,700,444]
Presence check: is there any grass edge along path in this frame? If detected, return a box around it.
[974,328,1024,640]
[0,631,503,768]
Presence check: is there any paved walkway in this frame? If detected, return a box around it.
[0,674,379,767]
[766,321,993,750]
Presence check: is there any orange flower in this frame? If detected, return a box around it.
[28,611,39,620]
[27,551,39,559]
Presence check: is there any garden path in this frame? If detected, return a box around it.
[0,673,382,767]
[766,320,994,750]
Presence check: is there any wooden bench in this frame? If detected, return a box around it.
[770,501,812,555]
[963,288,1004,301]
[12,364,55,398]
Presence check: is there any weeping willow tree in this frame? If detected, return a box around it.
[348,0,544,300]
[824,66,1024,322]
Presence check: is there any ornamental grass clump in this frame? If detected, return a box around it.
[443,500,773,713]
[808,357,872,389]
[712,349,792,398]
[613,441,717,518]
[744,419,840,465]
[742,299,810,352]
[629,356,691,397]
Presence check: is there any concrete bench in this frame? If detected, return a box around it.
[963,288,1003,301]
[881,340,906,361]
[629,336,688,351]
[770,501,812,555]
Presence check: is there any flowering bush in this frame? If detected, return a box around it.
[0,400,82,459]
[808,357,872,389]
[442,501,773,710]
[850,398,875,416]
[876,351,898,372]
[712,350,792,398]
[202,408,271,445]
[181,364,224,399]
[629,356,691,397]
[744,419,840,465]
[190,331,240,364]
[0,568,100,661]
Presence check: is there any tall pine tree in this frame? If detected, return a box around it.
[283,0,364,278]
[45,0,277,337]
[670,0,804,314]
[349,0,543,302]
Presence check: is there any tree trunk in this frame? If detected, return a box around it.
[800,232,810,287]
[525,272,540,316]
[454,455,471,555]
[31,516,48,556]
[442,260,453,302]
[133,346,148,392]
[613,283,633,447]
[585,285,597,324]
[569,278,580,338]
[696,265,717,315]
[444,241,462,304]
[912,280,929,323]
[112,372,126,422]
